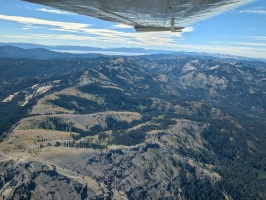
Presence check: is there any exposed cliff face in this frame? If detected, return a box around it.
[0,159,97,200]
[0,56,265,199]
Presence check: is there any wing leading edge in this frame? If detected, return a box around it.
[23,0,254,32]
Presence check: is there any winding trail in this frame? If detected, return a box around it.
[0,152,19,161]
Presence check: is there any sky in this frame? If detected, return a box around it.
[0,0,265,58]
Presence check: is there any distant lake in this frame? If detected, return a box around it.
[53,50,149,56]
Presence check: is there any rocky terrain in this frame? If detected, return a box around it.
[0,54,265,199]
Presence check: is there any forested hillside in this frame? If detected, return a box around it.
[0,54,265,199]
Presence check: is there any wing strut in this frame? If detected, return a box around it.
[171,17,175,32]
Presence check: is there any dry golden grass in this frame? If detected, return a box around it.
[0,129,72,155]
[0,110,142,161]
[20,111,142,131]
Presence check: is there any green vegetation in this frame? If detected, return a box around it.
[78,83,153,112]
[48,95,104,114]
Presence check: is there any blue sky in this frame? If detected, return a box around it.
[0,0,265,58]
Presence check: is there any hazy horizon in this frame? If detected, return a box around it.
[0,0,265,58]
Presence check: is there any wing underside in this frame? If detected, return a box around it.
[23,0,253,32]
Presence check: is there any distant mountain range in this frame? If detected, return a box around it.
[1,42,266,62]
[0,42,172,55]
[0,45,103,59]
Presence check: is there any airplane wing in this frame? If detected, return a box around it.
[23,0,253,32]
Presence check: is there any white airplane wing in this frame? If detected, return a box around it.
[23,0,253,32]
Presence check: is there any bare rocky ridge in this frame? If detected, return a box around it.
[0,124,219,200]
